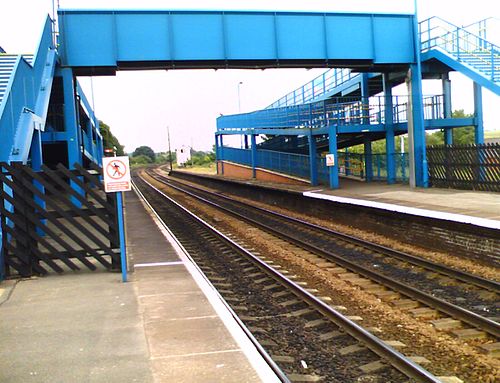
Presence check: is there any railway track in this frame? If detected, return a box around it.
[133,174,442,383]
[146,169,500,346]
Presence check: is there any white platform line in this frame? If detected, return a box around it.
[151,348,243,360]
[133,182,281,383]
[303,191,500,230]
[134,261,184,268]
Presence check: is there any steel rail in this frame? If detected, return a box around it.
[132,177,291,383]
[136,174,441,383]
[156,171,500,293]
[148,171,500,338]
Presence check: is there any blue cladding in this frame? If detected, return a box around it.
[225,14,276,59]
[326,16,373,59]
[373,16,415,63]
[60,13,116,66]
[171,14,224,60]
[277,15,325,59]
[58,10,417,68]
[116,14,171,61]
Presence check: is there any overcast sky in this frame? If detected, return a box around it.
[1,1,498,153]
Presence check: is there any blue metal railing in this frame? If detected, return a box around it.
[419,16,500,82]
[256,149,310,179]
[218,94,444,131]
[220,147,410,184]
[266,68,358,109]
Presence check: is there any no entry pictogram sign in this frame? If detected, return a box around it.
[103,156,131,193]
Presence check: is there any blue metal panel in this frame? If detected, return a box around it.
[225,14,276,59]
[171,14,224,60]
[373,16,415,63]
[116,14,171,61]
[58,10,416,69]
[60,13,116,67]
[277,15,325,59]
[325,15,373,59]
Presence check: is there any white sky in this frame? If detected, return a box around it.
[1,0,499,152]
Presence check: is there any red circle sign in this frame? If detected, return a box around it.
[106,160,127,180]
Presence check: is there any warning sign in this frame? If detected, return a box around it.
[325,154,335,167]
[103,156,131,193]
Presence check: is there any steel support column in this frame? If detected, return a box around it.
[219,135,224,175]
[364,136,373,182]
[308,132,318,186]
[328,124,339,189]
[214,135,220,174]
[361,73,370,124]
[61,68,84,206]
[383,74,396,184]
[473,82,484,144]
[407,64,428,188]
[251,134,257,179]
[61,68,82,167]
[442,75,453,145]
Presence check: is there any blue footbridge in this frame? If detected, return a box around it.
[0,7,498,266]
[216,16,500,188]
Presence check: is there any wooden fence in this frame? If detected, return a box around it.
[427,143,500,192]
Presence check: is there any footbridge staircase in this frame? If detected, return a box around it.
[0,17,57,164]
[217,17,500,147]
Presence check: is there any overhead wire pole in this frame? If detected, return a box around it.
[167,126,173,171]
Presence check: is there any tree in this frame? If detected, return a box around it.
[129,155,152,165]
[132,146,156,162]
[100,121,124,156]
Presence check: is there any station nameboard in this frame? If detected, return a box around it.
[102,156,131,193]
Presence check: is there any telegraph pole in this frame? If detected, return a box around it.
[167,126,173,171]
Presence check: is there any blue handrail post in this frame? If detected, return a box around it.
[308,131,318,186]
[364,137,373,182]
[473,82,484,144]
[116,191,127,283]
[220,136,225,175]
[344,148,350,177]
[383,74,396,184]
[251,133,257,179]
[328,124,339,189]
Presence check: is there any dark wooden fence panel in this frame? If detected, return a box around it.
[427,143,500,192]
[0,162,121,277]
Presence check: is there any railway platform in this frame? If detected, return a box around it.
[177,169,500,226]
[0,189,280,383]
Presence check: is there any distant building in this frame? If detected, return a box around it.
[176,146,191,167]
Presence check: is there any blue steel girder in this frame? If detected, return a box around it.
[57,9,416,74]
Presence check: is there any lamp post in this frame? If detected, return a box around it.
[238,81,243,148]
[237,81,243,113]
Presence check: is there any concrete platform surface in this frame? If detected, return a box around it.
[184,170,500,223]
[0,190,280,382]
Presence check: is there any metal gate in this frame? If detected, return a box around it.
[0,162,121,278]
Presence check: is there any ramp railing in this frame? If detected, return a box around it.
[419,16,500,82]
[0,16,56,163]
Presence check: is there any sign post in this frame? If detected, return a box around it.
[102,156,131,282]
